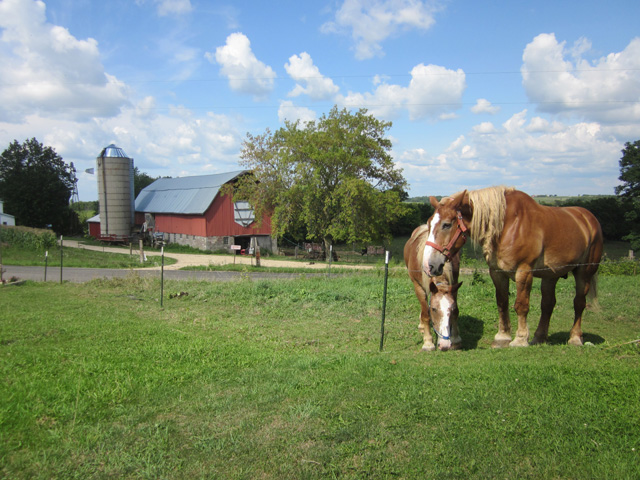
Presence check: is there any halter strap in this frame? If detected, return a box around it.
[425,210,468,261]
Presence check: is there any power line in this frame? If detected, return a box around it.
[2,68,639,88]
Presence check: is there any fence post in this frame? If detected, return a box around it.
[160,245,165,307]
[59,235,63,284]
[328,245,333,278]
[380,250,390,351]
[44,251,48,282]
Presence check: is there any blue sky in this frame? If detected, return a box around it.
[1,0,639,201]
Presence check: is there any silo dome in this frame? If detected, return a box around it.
[96,144,135,238]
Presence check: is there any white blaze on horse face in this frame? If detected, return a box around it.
[422,213,440,275]
[437,294,452,340]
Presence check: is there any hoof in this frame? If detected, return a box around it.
[509,337,529,347]
[568,336,583,346]
[530,335,547,346]
[421,343,436,352]
[450,342,463,351]
[491,339,511,349]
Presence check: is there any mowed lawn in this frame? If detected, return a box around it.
[0,270,639,479]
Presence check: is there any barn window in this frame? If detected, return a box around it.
[223,236,229,245]
[234,201,255,227]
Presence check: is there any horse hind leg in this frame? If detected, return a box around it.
[569,268,595,346]
[532,277,559,345]
[509,268,534,347]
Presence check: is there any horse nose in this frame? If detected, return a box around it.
[438,339,451,351]
[428,261,444,276]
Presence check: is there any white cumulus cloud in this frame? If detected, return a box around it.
[285,52,339,100]
[338,63,466,120]
[208,32,276,100]
[321,0,441,60]
[278,101,317,126]
[522,33,640,123]
[0,0,129,122]
[471,98,500,114]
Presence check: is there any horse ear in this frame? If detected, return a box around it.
[429,280,438,294]
[429,196,439,209]
[451,281,463,293]
[451,190,467,210]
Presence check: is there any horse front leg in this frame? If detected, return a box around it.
[510,268,533,347]
[413,282,436,351]
[532,277,559,345]
[490,269,512,348]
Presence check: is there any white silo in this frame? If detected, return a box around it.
[96,144,135,238]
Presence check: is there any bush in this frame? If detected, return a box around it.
[0,225,57,250]
[598,256,639,276]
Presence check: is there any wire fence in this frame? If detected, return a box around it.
[405,260,638,276]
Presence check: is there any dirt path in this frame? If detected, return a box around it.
[63,240,375,271]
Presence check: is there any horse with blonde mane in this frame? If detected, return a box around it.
[423,187,603,347]
[404,222,463,351]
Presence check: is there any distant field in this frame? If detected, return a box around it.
[408,194,615,205]
[532,194,615,204]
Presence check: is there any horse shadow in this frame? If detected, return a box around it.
[547,331,605,346]
[458,315,484,350]
[455,317,606,349]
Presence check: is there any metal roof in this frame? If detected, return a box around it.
[99,144,130,158]
[134,170,247,215]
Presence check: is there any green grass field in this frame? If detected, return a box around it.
[1,270,638,479]
[1,245,176,269]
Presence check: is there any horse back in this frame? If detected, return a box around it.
[500,190,603,270]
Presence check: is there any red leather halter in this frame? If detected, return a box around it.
[425,211,468,261]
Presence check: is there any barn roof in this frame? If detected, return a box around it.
[134,170,247,215]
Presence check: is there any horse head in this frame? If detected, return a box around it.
[428,280,463,351]
[423,190,471,277]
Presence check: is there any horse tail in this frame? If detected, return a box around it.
[588,272,601,312]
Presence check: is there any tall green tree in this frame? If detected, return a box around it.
[133,167,157,197]
[0,138,78,233]
[615,140,640,250]
[231,106,408,257]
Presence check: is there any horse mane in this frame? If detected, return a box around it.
[411,223,431,261]
[465,186,514,259]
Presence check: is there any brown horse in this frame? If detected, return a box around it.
[404,222,463,351]
[423,187,603,347]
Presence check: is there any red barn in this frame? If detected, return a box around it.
[134,170,276,253]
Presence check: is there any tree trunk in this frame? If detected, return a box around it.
[323,236,333,263]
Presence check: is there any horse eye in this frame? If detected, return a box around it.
[442,222,452,230]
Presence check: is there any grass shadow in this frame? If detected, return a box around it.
[547,331,606,345]
[458,315,484,350]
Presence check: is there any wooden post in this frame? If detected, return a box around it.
[139,238,144,263]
